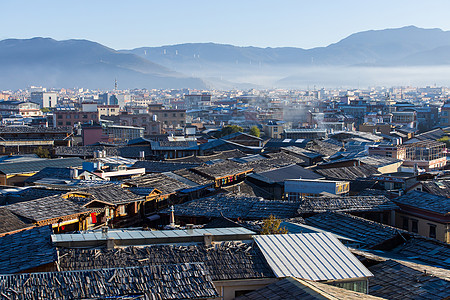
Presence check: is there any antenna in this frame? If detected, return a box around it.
[114,79,118,91]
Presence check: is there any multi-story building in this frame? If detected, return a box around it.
[392,111,417,130]
[0,101,41,117]
[369,140,447,171]
[263,120,284,139]
[149,107,186,130]
[98,105,120,118]
[440,102,450,127]
[53,110,99,128]
[30,92,57,108]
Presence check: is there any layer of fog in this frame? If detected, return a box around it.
[177,64,450,89]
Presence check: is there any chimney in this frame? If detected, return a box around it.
[70,168,79,179]
[186,224,194,234]
[101,226,108,238]
[106,238,115,249]
[169,205,175,227]
[203,233,213,246]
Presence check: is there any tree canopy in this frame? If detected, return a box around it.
[249,126,260,137]
[215,125,243,138]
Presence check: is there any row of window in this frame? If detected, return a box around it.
[57,114,96,119]
[401,216,436,238]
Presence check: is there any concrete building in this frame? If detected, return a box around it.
[285,179,350,199]
[263,120,284,139]
[0,101,41,118]
[30,92,57,108]
[53,110,99,128]
[98,105,120,118]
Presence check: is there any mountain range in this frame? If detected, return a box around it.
[2,26,450,89]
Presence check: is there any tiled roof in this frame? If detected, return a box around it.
[172,169,212,185]
[0,207,33,235]
[55,146,120,157]
[393,237,450,269]
[249,164,323,184]
[237,277,385,300]
[0,263,218,300]
[75,183,145,206]
[132,160,201,173]
[418,180,450,198]
[167,149,247,163]
[298,196,398,214]
[0,157,83,175]
[243,152,304,173]
[305,212,405,249]
[5,195,89,223]
[58,242,274,281]
[165,194,300,220]
[393,190,450,214]
[191,160,253,179]
[368,260,450,300]
[150,140,198,150]
[0,226,57,274]
[24,167,71,183]
[124,173,191,194]
[315,165,379,181]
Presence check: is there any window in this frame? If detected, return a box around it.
[273,127,278,132]
[411,219,418,233]
[386,151,392,157]
[402,216,409,230]
[66,114,71,119]
[66,121,71,126]
[429,224,437,239]
[58,121,63,126]
[173,113,176,117]
[57,115,63,119]
[164,113,168,117]
[180,113,184,117]
[83,114,88,119]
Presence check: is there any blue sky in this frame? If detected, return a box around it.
[3,0,450,49]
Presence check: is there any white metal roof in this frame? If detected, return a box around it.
[254,232,373,281]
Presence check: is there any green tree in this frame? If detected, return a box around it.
[215,125,243,138]
[249,126,260,137]
[260,215,288,235]
[40,107,51,113]
[34,146,50,158]
[438,136,450,148]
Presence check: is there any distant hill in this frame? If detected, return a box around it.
[0,37,205,89]
[123,26,450,68]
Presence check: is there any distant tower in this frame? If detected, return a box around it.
[114,78,118,91]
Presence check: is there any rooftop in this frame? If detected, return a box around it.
[254,233,373,281]
[164,194,300,220]
[58,241,274,281]
[52,227,255,247]
[368,260,450,300]
[393,190,450,215]
[0,263,218,300]
[0,157,83,175]
[298,196,398,214]
[0,226,57,274]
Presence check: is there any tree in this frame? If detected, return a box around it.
[34,146,50,158]
[260,215,288,235]
[438,136,450,148]
[249,126,260,137]
[215,125,243,138]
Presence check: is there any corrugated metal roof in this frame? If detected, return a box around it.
[254,232,373,281]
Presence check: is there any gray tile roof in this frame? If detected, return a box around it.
[132,160,201,173]
[305,212,406,249]
[124,173,191,195]
[0,226,57,274]
[0,263,218,300]
[392,237,450,269]
[165,194,300,220]
[243,152,305,173]
[5,195,89,223]
[0,207,33,235]
[368,260,450,300]
[298,196,398,214]
[75,183,145,206]
[417,180,450,198]
[0,157,83,175]
[315,165,379,181]
[237,277,385,300]
[394,190,450,215]
[249,164,323,184]
[191,160,253,179]
[58,242,274,281]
